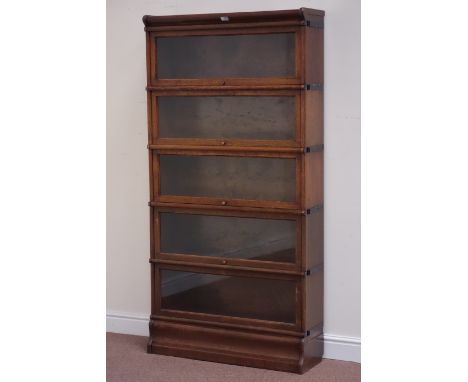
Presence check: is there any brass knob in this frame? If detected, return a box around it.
[220,141,226,145]
[221,260,227,265]
[221,201,227,206]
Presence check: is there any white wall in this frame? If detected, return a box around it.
[107,0,360,361]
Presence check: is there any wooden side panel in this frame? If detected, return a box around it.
[304,19,324,147]
[304,151,324,208]
[302,18,324,359]
[305,91,324,147]
[304,270,324,331]
[305,208,324,270]
[304,23,324,84]
[300,334,324,373]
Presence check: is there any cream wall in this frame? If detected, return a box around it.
[107,0,360,358]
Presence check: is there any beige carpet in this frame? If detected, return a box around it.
[107,333,360,382]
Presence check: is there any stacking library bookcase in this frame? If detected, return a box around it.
[143,8,324,374]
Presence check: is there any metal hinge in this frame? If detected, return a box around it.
[306,83,323,91]
[306,20,324,29]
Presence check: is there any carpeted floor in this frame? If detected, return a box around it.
[107,333,360,382]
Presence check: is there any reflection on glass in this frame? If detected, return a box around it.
[158,96,295,140]
[161,270,296,323]
[156,33,295,79]
[161,213,296,263]
[159,155,296,202]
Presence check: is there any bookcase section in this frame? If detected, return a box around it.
[144,8,324,374]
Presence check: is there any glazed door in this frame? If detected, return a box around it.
[153,152,300,209]
[154,265,302,330]
[151,92,301,147]
[155,209,301,269]
[149,29,303,86]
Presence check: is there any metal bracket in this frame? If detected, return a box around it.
[304,144,324,154]
[306,20,324,29]
[306,83,323,91]
[305,264,324,276]
[304,323,324,339]
[305,204,324,215]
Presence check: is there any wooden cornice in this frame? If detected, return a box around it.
[143,8,324,29]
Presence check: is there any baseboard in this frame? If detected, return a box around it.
[321,334,361,363]
[106,311,149,336]
[106,311,360,363]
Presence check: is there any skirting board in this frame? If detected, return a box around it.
[107,311,361,363]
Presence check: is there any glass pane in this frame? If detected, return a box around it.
[159,155,296,202]
[158,96,295,140]
[156,33,295,79]
[161,270,296,323]
[161,213,296,263]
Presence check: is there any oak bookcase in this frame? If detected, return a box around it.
[143,8,324,373]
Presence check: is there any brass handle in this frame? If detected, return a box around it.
[221,201,227,206]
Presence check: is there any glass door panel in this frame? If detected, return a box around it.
[157,96,296,141]
[156,33,295,79]
[159,155,296,203]
[160,269,296,323]
[160,212,296,263]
